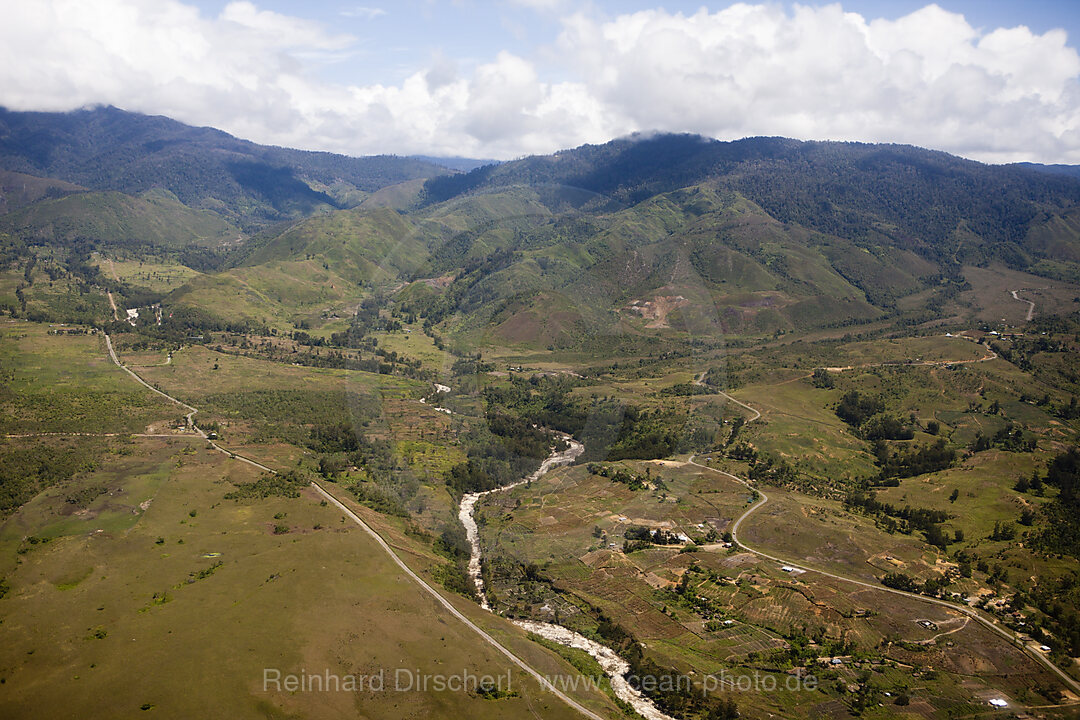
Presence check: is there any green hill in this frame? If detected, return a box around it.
[0,169,85,214]
[0,189,239,249]
[242,207,424,286]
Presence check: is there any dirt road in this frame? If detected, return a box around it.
[1011,289,1036,321]
[102,334,607,720]
[687,451,1080,698]
[102,332,1079,705]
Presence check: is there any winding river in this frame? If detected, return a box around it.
[459,435,583,609]
[458,436,679,720]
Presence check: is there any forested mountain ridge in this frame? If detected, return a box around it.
[123,131,1080,348]
[424,133,1080,272]
[1015,162,1080,181]
[0,106,450,228]
[3,110,1080,349]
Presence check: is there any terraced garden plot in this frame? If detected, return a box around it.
[693,622,789,660]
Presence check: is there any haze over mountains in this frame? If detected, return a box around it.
[2,106,1080,347]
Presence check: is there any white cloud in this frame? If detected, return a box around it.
[554,4,1080,163]
[507,0,571,12]
[0,1,1078,163]
[340,6,387,20]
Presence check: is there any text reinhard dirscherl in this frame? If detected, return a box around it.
[262,667,818,695]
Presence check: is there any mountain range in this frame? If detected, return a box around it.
[0,106,447,228]
[2,106,1080,348]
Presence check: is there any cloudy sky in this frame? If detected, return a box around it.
[2,0,1079,163]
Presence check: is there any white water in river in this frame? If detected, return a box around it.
[459,435,584,610]
[458,436,678,720]
[513,620,677,720]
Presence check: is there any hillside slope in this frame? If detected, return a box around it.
[155,134,1080,347]
[0,169,85,214]
[0,189,239,249]
[425,134,1080,272]
[0,106,450,228]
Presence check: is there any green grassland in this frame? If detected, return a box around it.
[370,323,456,375]
[0,267,113,325]
[957,265,1080,325]
[129,344,423,470]
[95,254,204,293]
[163,265,354,333]
[731,479,949,584]
[0,438,177,557]
[126,341,473,539]
[0,436,610,720]
[135,344,419,405]
[0,320,176,434]
[0,325,625,720]
[734,379,877,484]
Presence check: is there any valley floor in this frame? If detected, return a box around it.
[2,307,1080,719]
